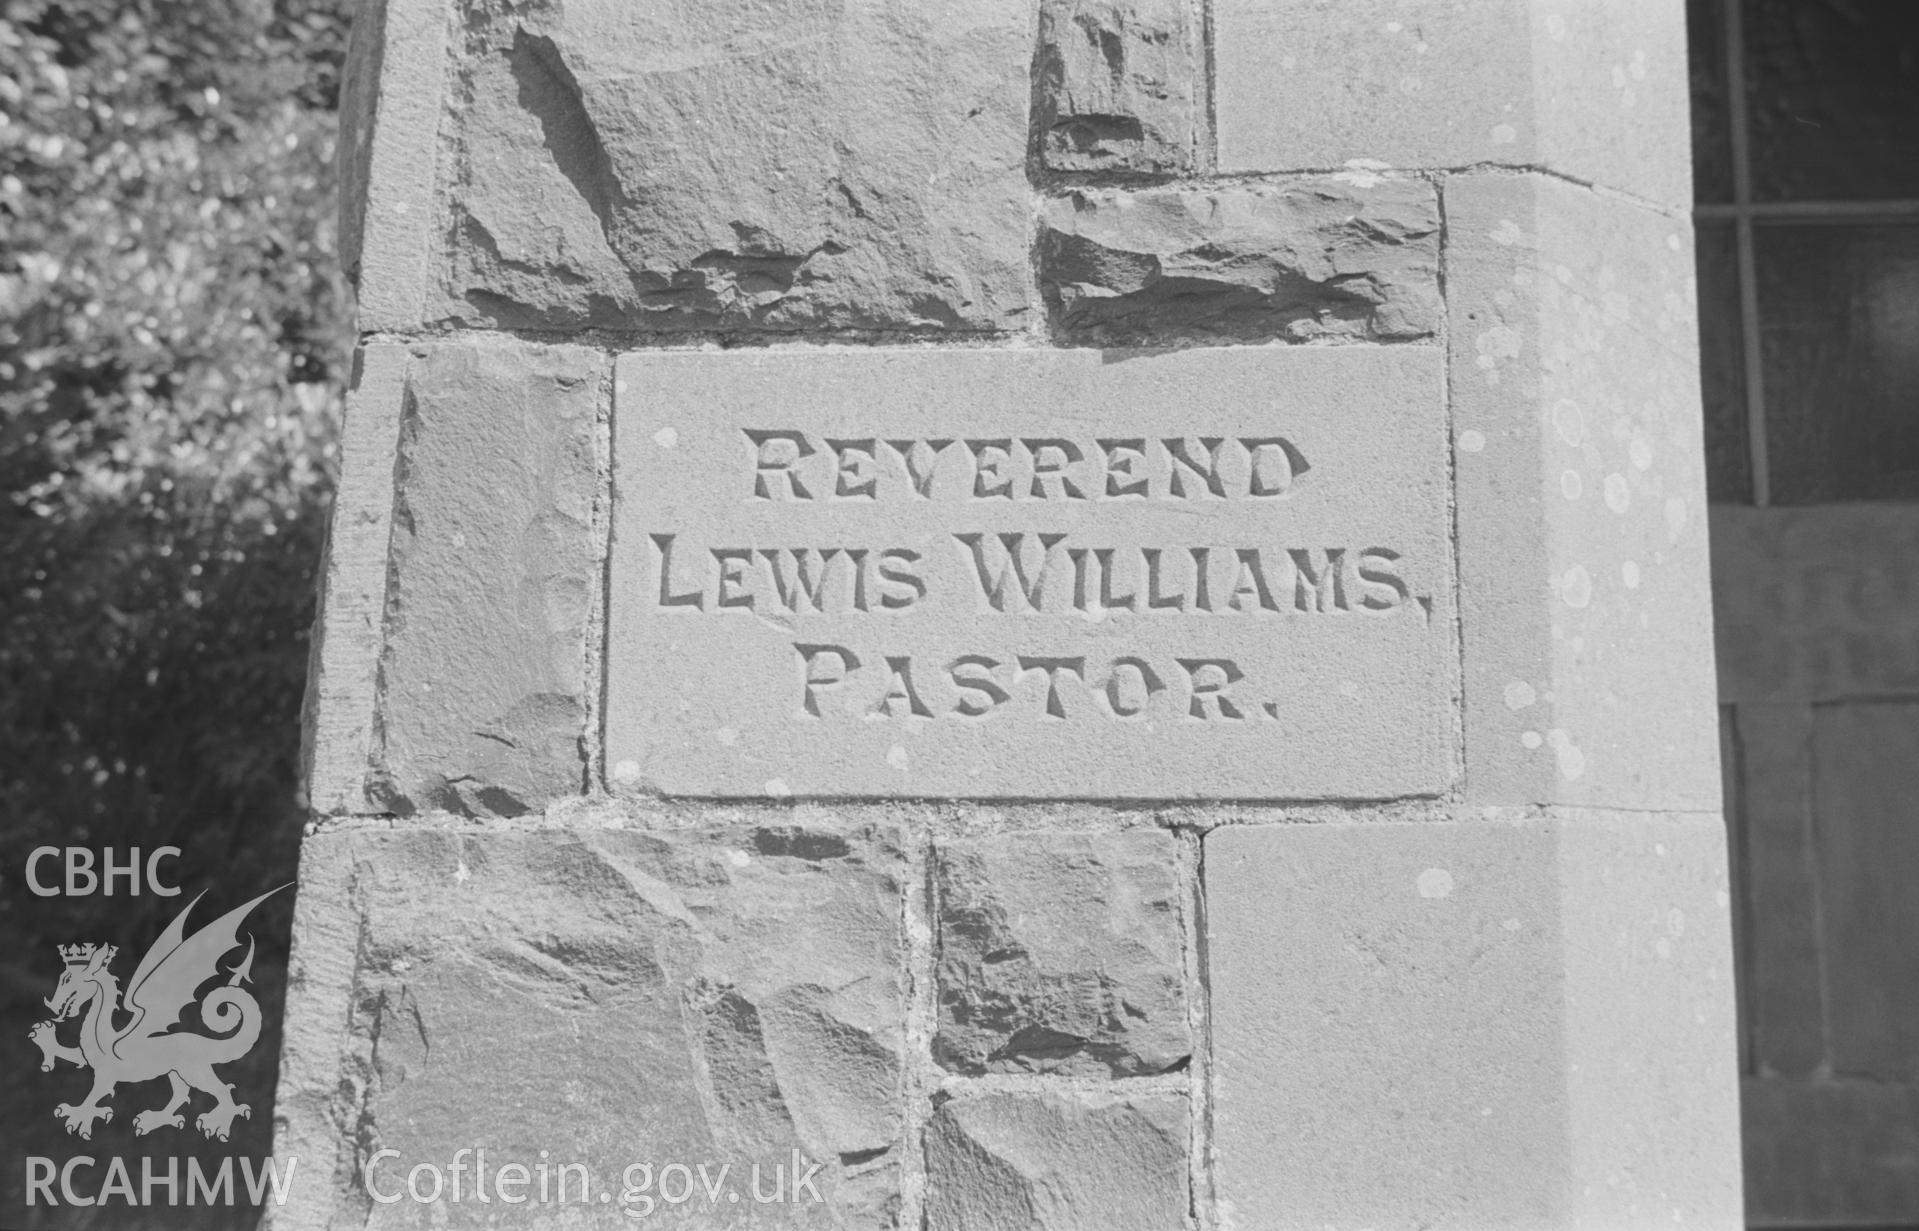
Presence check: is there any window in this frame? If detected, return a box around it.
[1692,0,1919,505]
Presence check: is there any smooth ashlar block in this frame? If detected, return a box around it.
[1039,179,1440,345]
[371,342,602,817]
[1213,0,1692,208]
[302,345,409,814]
[1205,813,1742,1231]
[1445,173,1719,811]
[432,0,1033,333]
[604,346,1455,798]
[274,825,906,1230]
[933,829,1188,1077]
[923,1091,1189,1231]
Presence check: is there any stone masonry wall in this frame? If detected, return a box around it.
[281,2,1741,1228]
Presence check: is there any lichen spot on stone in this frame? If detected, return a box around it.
[1503,681,1537,712]
[1417,868,1454,899]
[1560,564,1593,609]
[652,426,679,449]
[1458,429,1487,453]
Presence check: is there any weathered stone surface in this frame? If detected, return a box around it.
[1446,173,1719,811]
[337,0,447,331]
[372,343,601,817]
[933,830,1187,1077]
[276,824,905,1230]
[1206,813,1741,1230]
[435,0,1033,333]
[303,346,407,814]
[923,1091,1188,1231]
[1213,0,1692,208]
[1036,0,1197,175]
[1711,504,1919,703]
[605,346,1455,799]
[1039,180,1440,344]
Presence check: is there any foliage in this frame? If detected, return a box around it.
[0,0,354,1217]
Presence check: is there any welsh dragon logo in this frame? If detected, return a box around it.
[29,885,289,1141]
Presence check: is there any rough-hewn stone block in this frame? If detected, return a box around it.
[1039,180,1440,345]
[1206,813,1741,1231]
[923,1091,1188,1231]
[1445,173,1719,811]
[278,824,905,1230]
[1036,0,1198,175]
[933,830,1188,1077]
[1711,504,1919,704]
[1213,0,1692,208]
[434,0,1033,333]
[372,342,601,817]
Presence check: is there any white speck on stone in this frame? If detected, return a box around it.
[1554,263,1574,284]
[1458,428,1487,452]
[1553,398,1584,446]
[1547,729,1586,780]
[1561,564,1593,609]
[452,531,467,549]
[1631,435,1654,469]
[1384,20,1403,32]
[714,726,738,746]
[454,860,470,884]
[1491,123,1518,144]
[1667,233,1683,252]
[653,426,679,449]
[1561,469,1583,500]
[1504,681,1538,711]
[727,848,751,868]
[1604,472,1631,513]
[1622,560,1641,589]
[612,759,642,785]
[1476,325,1521,372]
[615,379,629,395]
[1503,917,1522,931]
[887,744,909,771]
[1521,730,1543,749]
[1716,889,1731,908]
[763,778,791,797]
[1656,843,1668,856]
[1400,76,1422,95]
[1665,495,1688,539]
[1417,868,1455,899]
[1490,219,1526,246]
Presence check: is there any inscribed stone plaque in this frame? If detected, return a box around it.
[607,347,1452,798]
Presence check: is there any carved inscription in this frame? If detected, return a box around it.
[607,348,1454,797]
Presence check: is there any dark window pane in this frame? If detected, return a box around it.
[1746,0,1919,202]
[1690,0,1733,204]
[1697,223,1752,502]
[1758,224,1919,503]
